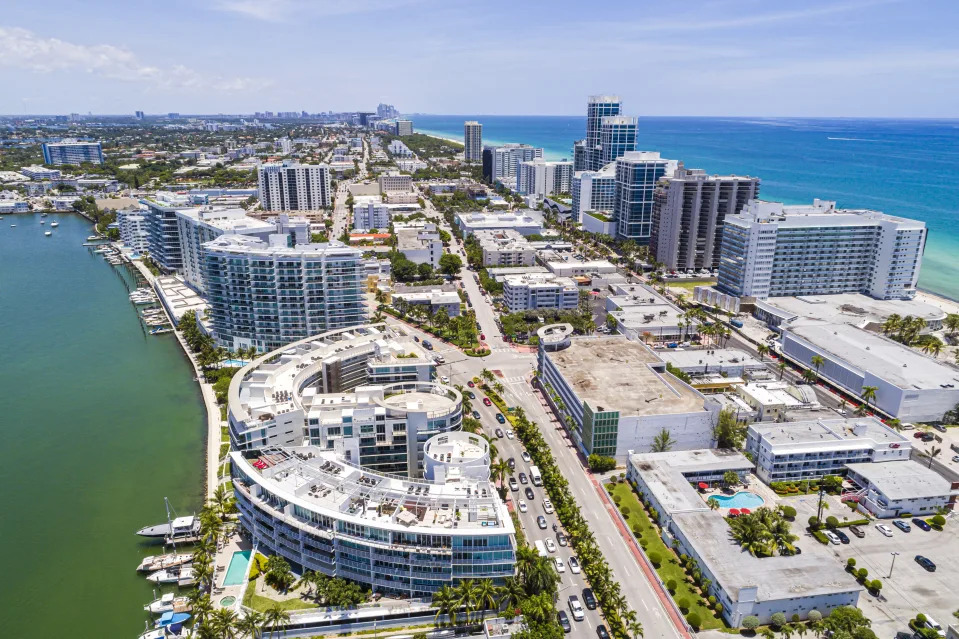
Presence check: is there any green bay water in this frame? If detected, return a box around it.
[412,115,959,300]
[0,213,205,638]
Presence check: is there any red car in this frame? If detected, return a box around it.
[467,381,475,388]
[483,397,492,406]
[480,333,486,340]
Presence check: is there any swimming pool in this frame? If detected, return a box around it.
[709,491,765,509]
[223,550,252,586]
[220,359,249,368]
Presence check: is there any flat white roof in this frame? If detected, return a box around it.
[846,460,956,501]
[748,417,908,450]
[759,294,945,325]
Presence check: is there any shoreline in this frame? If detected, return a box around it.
[127,255,223,499]
[419,131,464,146]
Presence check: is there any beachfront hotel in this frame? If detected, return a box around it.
[717,199,927,301]
[536,324,718,461]
[257,161,332,211]
[203,234,366,352]
[41,140,104,165]
[650,169,760,272]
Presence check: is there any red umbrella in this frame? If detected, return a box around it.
[698,482,708,490]
[729,508,741,517]
[740,508,751,515]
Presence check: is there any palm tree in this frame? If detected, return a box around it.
[237,611,265,639]
[811,355,824,376]
[490,459,512,491]
[263,604,290,638]
[190,593,214,627]
[455,579,480,625]
[757,343,769,360]
[497,576,526,612]
[210,608,240,639]
[475,578,499,616]
[945,313,959,336]
[627,618,644,638]
[778,360,787,380]
[432,584,458,626]
[925,446,942,468]
[651,428,676,453]
[524,555,559,596]
[210,484,236,520]
[881,313,902,335]
[707,497,720,510]
[860,386,878,412]
[802,368,818,384]
[371,309,385,323]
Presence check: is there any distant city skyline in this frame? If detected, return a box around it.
[1,0,958,117]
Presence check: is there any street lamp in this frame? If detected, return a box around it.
[888,551,900,579]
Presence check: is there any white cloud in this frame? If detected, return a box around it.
[212,0,425,21]
[0,26,261,92]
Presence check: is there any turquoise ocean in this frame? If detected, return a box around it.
[411,115,959,301]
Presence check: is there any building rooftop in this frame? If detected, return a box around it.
[234,446,511,533]
[785,320,959,390]
[759,294,945,326]
[176,207,275,233]
[546,336,704,417]
[503,273,577,289]
[659,349,765,372]
[846,460,957,501]
[455,211,544,230]
[732,198,926,230]
[203,233,361,258]
[425,432,489,464]
[748,417,908,450]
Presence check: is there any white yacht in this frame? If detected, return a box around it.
[137,553,192,573]
[144,592,192,615]
[50,221,60,227]
[45,231,52,237]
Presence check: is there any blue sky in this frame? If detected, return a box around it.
[2,0,958,117]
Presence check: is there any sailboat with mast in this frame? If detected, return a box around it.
[136,497,200,543]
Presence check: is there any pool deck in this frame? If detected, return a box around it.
[212,533,253,611]
[700,478,780,511]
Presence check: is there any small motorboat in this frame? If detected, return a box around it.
[137,553,192,573]
[144,592,192,615]
[40,220,45,225]
[50,221,59,227]
[146,565,189,584]
[154,611,191,630]
[137,628,169,639]
[45,231,52,236]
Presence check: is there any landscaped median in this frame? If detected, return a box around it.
[606,481,724,631]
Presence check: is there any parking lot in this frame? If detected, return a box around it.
[778,488,958,638]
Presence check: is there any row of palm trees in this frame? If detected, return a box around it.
[180,309,258,374]
[388,298,480,347]
[725,507,798,557]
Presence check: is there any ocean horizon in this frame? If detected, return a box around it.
[409,114,959,302]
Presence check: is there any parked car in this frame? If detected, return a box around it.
[568,596,585,621]
[849,525,865,538]
[558,611,571,633]
[953,455,959,463]
[557,532,568,546]
[912,517,932,531]
[915,555,937,572]
[519,472,528,484]
[518,500,528,513]
[932,424,947,433]
[823,530,841,545]
[440,375,449,384]
[922,433,936,442]
[467,380,474,387]
[413,335,419,342]
[834,529,850,544]
[923,615,945,636]
[597,626,611,639]
[480,333,486,340]
[537,515,547,529]
[525,487,535,500]
[483,397,492,406]
[913,432,926,439]
[893,519,912,533]
[496,413,506,424]
[521,451,531,463]
[875,524,894,537]
[568,555,581,574]
[545,539,557,553]
[582,588,597,610]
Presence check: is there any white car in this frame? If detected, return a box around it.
[543,499,554,514]
[440,375,449,383]
[506,430,514,439]
[518,500,528,513]
[568,556,581,574]
[823,530,841,545]
[875,524,894,537]
[554,557,566,573]
[521,451,531,463]
[545,539,557,553]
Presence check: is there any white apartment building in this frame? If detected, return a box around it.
[395,224,443,268]
[626,450,860,626]
[20,165,61,180]
[390,288,462,318]
[537,325,718,461]
[516,159,573,199]
[717,199,927,300]
[387,140,412,157]
[464,121,483,162]
[650,169,760,271]
[378,171,413,193]
[175,208,276,293]
[203,234,367,352]
[503,273,579,312]
[352,197,393,231]
[474,229,536,267]
[42,140,104,165]
[257,161,332,211]
[0,199,30,213]
[116,208,151,253]
[455,211,543,237]
[485,144,543,181]
[746,418,912,484]
[845,460,958,518]
[571,163,616,223]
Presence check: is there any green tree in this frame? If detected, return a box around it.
[651,428,676,452]
[713,408,746,449]
[439,252,463,276]
[860,385,878,411]
[263,604,290,638]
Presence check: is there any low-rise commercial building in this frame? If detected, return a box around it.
[626,450,860,626]
[753,293,945,332]
[746,418,911,484]
[845,460,958,518]
[537,325,718,461]
[545,259,617,278]
[395,223,443,268]
[390,286,461,318]
[605,283,687,344]
[475,229,536,267]
[0,199,30,213]
[503,273,578,312]
[378,171,414,193]
[20,165,61,180]
[203,234,367,352]
[455,211,543,237]
[659,349,765,378]
[735,381,818,422]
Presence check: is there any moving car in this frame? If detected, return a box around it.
[582,588,597,610]
[471,410,481,419]
[849,525,865,538]
[518,500,527,513]
[495,428,505,438]
[568,596,585,621]
[558,611,571,633]
[545,539,557,553]
[440,375,449,384]
[467,380,474,388]
[466,391,476,399]
[915,555,937,572]
[537,516,547,529]
[507,457,515,470]
[521,451,531,463]
[893,519,912,533]
[483,397,492,406]
[912,517,932,531]
[525,487,535,500]
[876,524,894,537]
[543,499,554,514]
[519,472,528,484]
[557,532,568,546]
[568,556,581,574]
[597,626,610,639]
[496,413,506,424]
[509,478,519,492]
[555,557,566,573]
[506,429,514,439]
[480,333,486,340]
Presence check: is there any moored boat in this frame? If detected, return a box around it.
[137,552,192,573]
[50,221,59,227]
[144,592,192,615]
[45,231,52,236]
[154,611,191,630]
